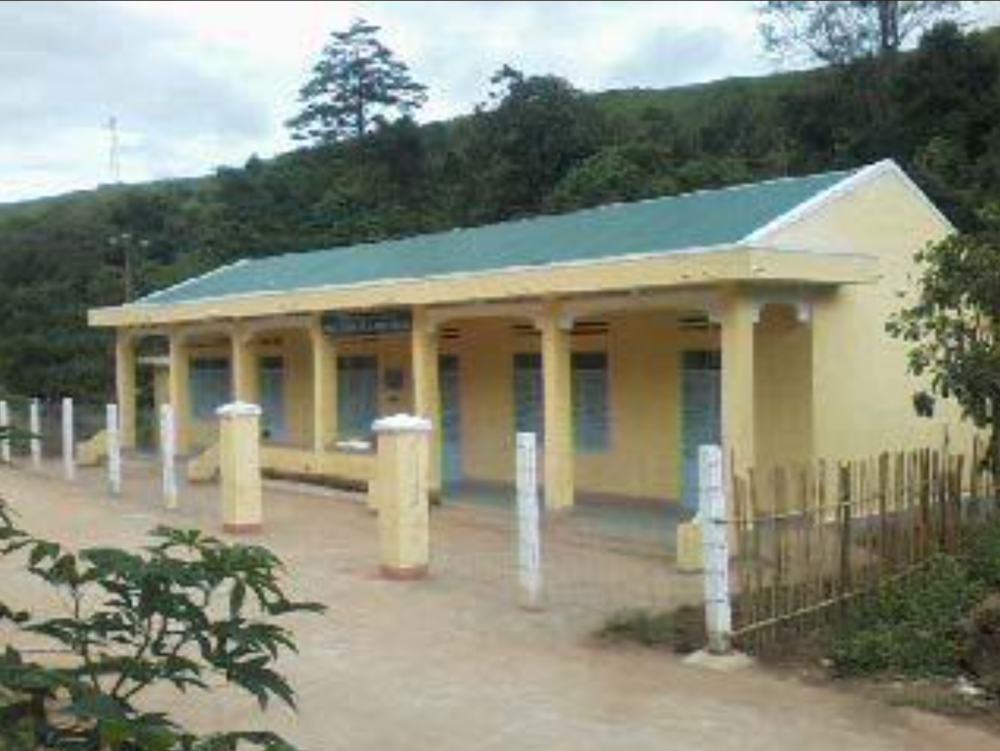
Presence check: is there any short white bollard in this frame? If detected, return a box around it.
[62,397,75,481]
[160,404,178,509]
[700,444,732,655]
[29,399,41,469]
[516,432,543,610]
[0,400,10,465]
[106,404,122,496]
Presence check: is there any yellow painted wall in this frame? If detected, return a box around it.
[754,304,814,470]
[762,171,976,460]
[445,312,718,501]
[162,310,814,503]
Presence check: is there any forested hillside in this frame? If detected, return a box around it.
[1,21,999,399]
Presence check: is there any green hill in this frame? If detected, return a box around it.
[0,22,998,400]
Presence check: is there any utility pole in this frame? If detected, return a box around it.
[107,116,122,184]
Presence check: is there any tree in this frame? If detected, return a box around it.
[0,507,324,749]
[454,66,605,220]
[287,18,428,144]
[887,205,1000,474]
[759,1,967,65]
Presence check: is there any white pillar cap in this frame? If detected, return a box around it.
[372,413,433,434]
[216,401,263,418]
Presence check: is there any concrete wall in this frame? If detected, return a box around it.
[762,170,976,460]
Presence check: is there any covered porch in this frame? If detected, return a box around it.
[112,282,822,515]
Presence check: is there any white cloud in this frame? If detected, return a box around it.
[7,0,990,203]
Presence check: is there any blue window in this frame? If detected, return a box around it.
[512,351,610,453]
[573,352,609,453]
[189,358,231,420]
[337,355,379,441]
[513,353,543,438]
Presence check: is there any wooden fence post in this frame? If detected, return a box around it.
[700,444,732,654]
[838,463,853,596]
[516,432,543,610]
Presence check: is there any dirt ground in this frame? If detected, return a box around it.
[1,460,998,751]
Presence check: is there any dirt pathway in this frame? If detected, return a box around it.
[0,463,996,751]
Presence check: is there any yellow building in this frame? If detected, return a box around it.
[88,160,969,511]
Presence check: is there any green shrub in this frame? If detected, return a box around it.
[596,606,705,654]
[966,519,1000,589]
[828,556,985,678]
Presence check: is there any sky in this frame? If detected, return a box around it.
[1,0,997,203]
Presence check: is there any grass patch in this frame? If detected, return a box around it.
[596,605,705,654]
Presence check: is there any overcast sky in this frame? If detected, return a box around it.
[2,1,998,203]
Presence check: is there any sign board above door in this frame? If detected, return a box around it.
[321,309,412,338]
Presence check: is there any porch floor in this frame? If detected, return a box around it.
[442,482,692,554]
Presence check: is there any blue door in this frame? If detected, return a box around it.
[681,351,721,510]
[439,355,462,485]
[258,356,286,442]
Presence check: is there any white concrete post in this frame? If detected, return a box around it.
[700,444,732,654]
[106,404,122,496]
[516,431,543,610]
[29,399,41,469]
[160,404,178,509]
[0,400,10,465]
[62,398,75,481]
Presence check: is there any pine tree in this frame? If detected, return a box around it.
[287,18,428,144]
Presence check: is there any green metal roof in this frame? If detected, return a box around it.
[140,168,855,307]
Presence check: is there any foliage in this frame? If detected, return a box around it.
[287,18,428,144]
[451,66,606,221]
[759,0,966,65]
[886,205,1000,468]
[828,556,985,677]
[2,24,1000,400]
[0,500,324,749]
[967,519,1000,589]
[596,606,705,654]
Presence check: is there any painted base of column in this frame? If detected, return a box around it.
[380,564,428,581]
[223,523,263,535]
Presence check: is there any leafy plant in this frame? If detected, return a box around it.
[828,556,984,678]
[887,205,1000,475]
[0,500,324,750]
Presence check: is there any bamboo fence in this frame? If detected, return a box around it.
[729,438,1000,651]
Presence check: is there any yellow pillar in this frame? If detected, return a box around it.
[539,301,574,510]
[168,331,192,455]
[372,415,432,579]
[720,288,757,476]
[115,329,138,450]
[230,326,258,404]
[310,317,337,453]
[218,403,263,534]
[411,308,441,494]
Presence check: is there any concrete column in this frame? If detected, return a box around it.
[167,331,192,455]
[231,326,258,404]
[720,288,756,476]
[411,308,441,494]
[539,301,574,510]
[309,317,337,453]
[218,402,263,534]
[115,330,138,450]
[371,414,432,579]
